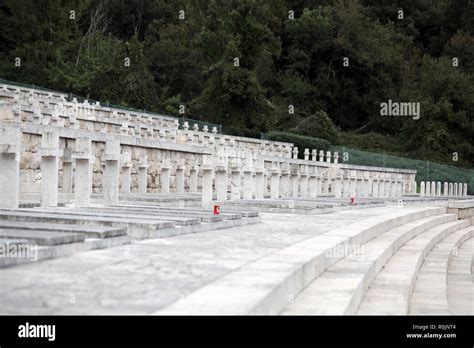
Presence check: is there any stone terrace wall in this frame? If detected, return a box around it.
[0,83,292,157]
[0,83,293,196]
[1,81,451,208]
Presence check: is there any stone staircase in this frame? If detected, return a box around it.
[157,205,473,314]
[409,226,474,314]
[158,206,448,314]
[356,220,470,314]
[282,213,461,314]
[446,237,474,314]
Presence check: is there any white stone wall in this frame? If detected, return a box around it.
[4,82,446,205]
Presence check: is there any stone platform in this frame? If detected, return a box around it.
[19,193,203,208]
[0,202,260,268]
[217,196,473,214]
[0,203,471,315]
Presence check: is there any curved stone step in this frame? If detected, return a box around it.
[409,226,474,314]
[281,214,457,315]
[446,237,474,314]
[357,219,470,315]
[157,207,445,314]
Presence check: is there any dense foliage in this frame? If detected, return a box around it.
[265,132,332,154]
[0,0,472,167]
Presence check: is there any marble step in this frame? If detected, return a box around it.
[109,193,201,207]
[117,193,201,201]
[282,214,457,315]
[0,208,261,240]
[0,238,29,247]
[0,235,131,268]
[112,204,258,220]
[446,237,474,314]
[113,205,259,219]
[0,209,175,239]
[158,207,446,314]
[357,219,470,315]
[81,206,226,223]
[409,226,474,314]
[0,220,127,238]
[218,199,385,214]
[0,228,85,246]
[21,208,201,226]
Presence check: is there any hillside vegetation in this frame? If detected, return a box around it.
[0,0,472,167]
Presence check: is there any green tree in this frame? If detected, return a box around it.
[189,0,280,131]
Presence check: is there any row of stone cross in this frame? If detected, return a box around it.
[3,123,465,212]
[182,121,218,134]
[2,85,336,163]
[2,85,178,129]
[3,89,180,141]
[2,87,290,158]
[2,85,344,163]
[419,181,468,197]
[200,156,413,206]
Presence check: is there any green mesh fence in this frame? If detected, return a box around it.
[221,125,263,139]
[331,145,473,194]
[262,131,473,195]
